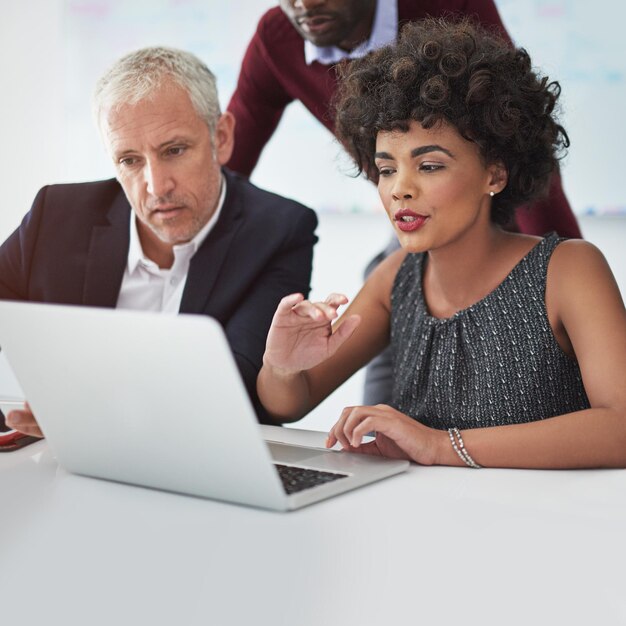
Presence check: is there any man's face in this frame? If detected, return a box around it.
[279,0,376,50]
[102,81,234,263]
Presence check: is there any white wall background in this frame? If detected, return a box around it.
[3,0,626,229]
[1,0,625,432]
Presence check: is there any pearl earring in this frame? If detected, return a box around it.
[489,191,495,197]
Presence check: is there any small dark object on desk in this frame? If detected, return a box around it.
[0,430,41,452]
[0,408,41,451]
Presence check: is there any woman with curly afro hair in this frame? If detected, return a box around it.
[257,18,626,469]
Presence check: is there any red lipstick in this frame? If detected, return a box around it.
[394,209,428,232]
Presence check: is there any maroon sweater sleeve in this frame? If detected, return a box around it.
[227,8,337,178]
[226,10,296,177]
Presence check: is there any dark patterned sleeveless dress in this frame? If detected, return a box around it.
[390,234,590,430]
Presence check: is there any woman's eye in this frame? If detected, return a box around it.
[420,163,444,172]
[377,168,395,177]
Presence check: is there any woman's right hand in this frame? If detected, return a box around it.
[263,292,361,376]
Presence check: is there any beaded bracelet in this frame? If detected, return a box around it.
[448,427,482,469]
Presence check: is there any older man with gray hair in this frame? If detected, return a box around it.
[1,46,318,438]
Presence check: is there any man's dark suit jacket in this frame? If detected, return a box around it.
[0,168,318,424]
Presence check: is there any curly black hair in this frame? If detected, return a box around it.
[334,18,569,225]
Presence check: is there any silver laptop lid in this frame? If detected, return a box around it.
[0,302,287,509]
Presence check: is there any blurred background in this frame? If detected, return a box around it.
[1,0,624,431]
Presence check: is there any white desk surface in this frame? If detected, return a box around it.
[1,425,625,626]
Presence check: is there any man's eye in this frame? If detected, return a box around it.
[119,157,138,167]
[167,146,186,156]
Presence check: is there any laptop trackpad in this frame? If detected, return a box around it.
[266,441,330,465]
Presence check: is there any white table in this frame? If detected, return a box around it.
[1,425,625,626]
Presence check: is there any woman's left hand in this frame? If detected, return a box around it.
[326,404,444,465]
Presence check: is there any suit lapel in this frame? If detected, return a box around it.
[83,189,131,307]
[180,172,242,314]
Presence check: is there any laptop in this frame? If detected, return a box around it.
[0,301,408,510]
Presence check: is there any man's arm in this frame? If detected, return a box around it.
[0,186,47,300]
[224,208,318,423]
[226,16,295,177]
[0,189,46,431]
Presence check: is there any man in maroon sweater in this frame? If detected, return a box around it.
[227,0,582,405]
[227,0,580,238]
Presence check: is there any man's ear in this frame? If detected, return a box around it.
[487,161,508,195]
[214,111,235,165]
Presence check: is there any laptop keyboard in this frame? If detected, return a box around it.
[274,463,348,495]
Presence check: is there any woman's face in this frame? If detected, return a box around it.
[375,120,504,253]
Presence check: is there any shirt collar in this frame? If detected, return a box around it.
[304,0,397,66]
[126,172,227,274]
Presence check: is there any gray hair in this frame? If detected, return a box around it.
[93,46,221,135]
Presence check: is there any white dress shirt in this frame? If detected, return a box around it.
[304,0,397,66]
[115,175,226,314]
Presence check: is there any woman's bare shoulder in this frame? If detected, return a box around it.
[548,238,624,318]
[549,239,614,284]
